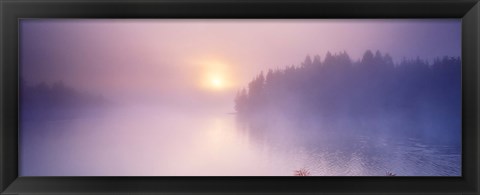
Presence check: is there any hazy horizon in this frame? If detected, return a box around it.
[21,19,460,111]
[19,19,461,176]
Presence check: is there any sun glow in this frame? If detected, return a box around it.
[204,72,228,90]
[210,76,224,88]
[196,59,236,91]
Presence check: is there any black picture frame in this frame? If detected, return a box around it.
[1,0,479,194]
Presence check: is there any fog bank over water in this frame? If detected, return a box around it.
[20,51,462,176]
[19,19,461,176]
[20,104,461,176]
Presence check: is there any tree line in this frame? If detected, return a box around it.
[20,80,111,121]
[234,50,461,142]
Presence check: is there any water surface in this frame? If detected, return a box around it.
[20,106,461,176]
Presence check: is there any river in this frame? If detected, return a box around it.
[19,105,461,176]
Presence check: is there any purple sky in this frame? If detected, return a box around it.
[19,19,462,176]
[20,19,461,110]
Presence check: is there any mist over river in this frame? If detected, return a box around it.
[20,105,460,176]
[19,19,462,176]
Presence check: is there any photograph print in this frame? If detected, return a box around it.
[19,19,461,176]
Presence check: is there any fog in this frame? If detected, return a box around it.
[20,19,460,104]
[19,102,461,176]
[19,19,461,176]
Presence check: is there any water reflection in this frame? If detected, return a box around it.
[20,106,460,176]
[235,114,461,176]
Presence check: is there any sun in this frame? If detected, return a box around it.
[210,77,223,88]
[194,58,236,91]
[206,74,226,90]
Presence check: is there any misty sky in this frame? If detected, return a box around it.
[20,19,461,111]
[19,19,462,176]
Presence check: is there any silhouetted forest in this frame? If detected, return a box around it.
[235,50,461,144]
[21,80,112,121]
